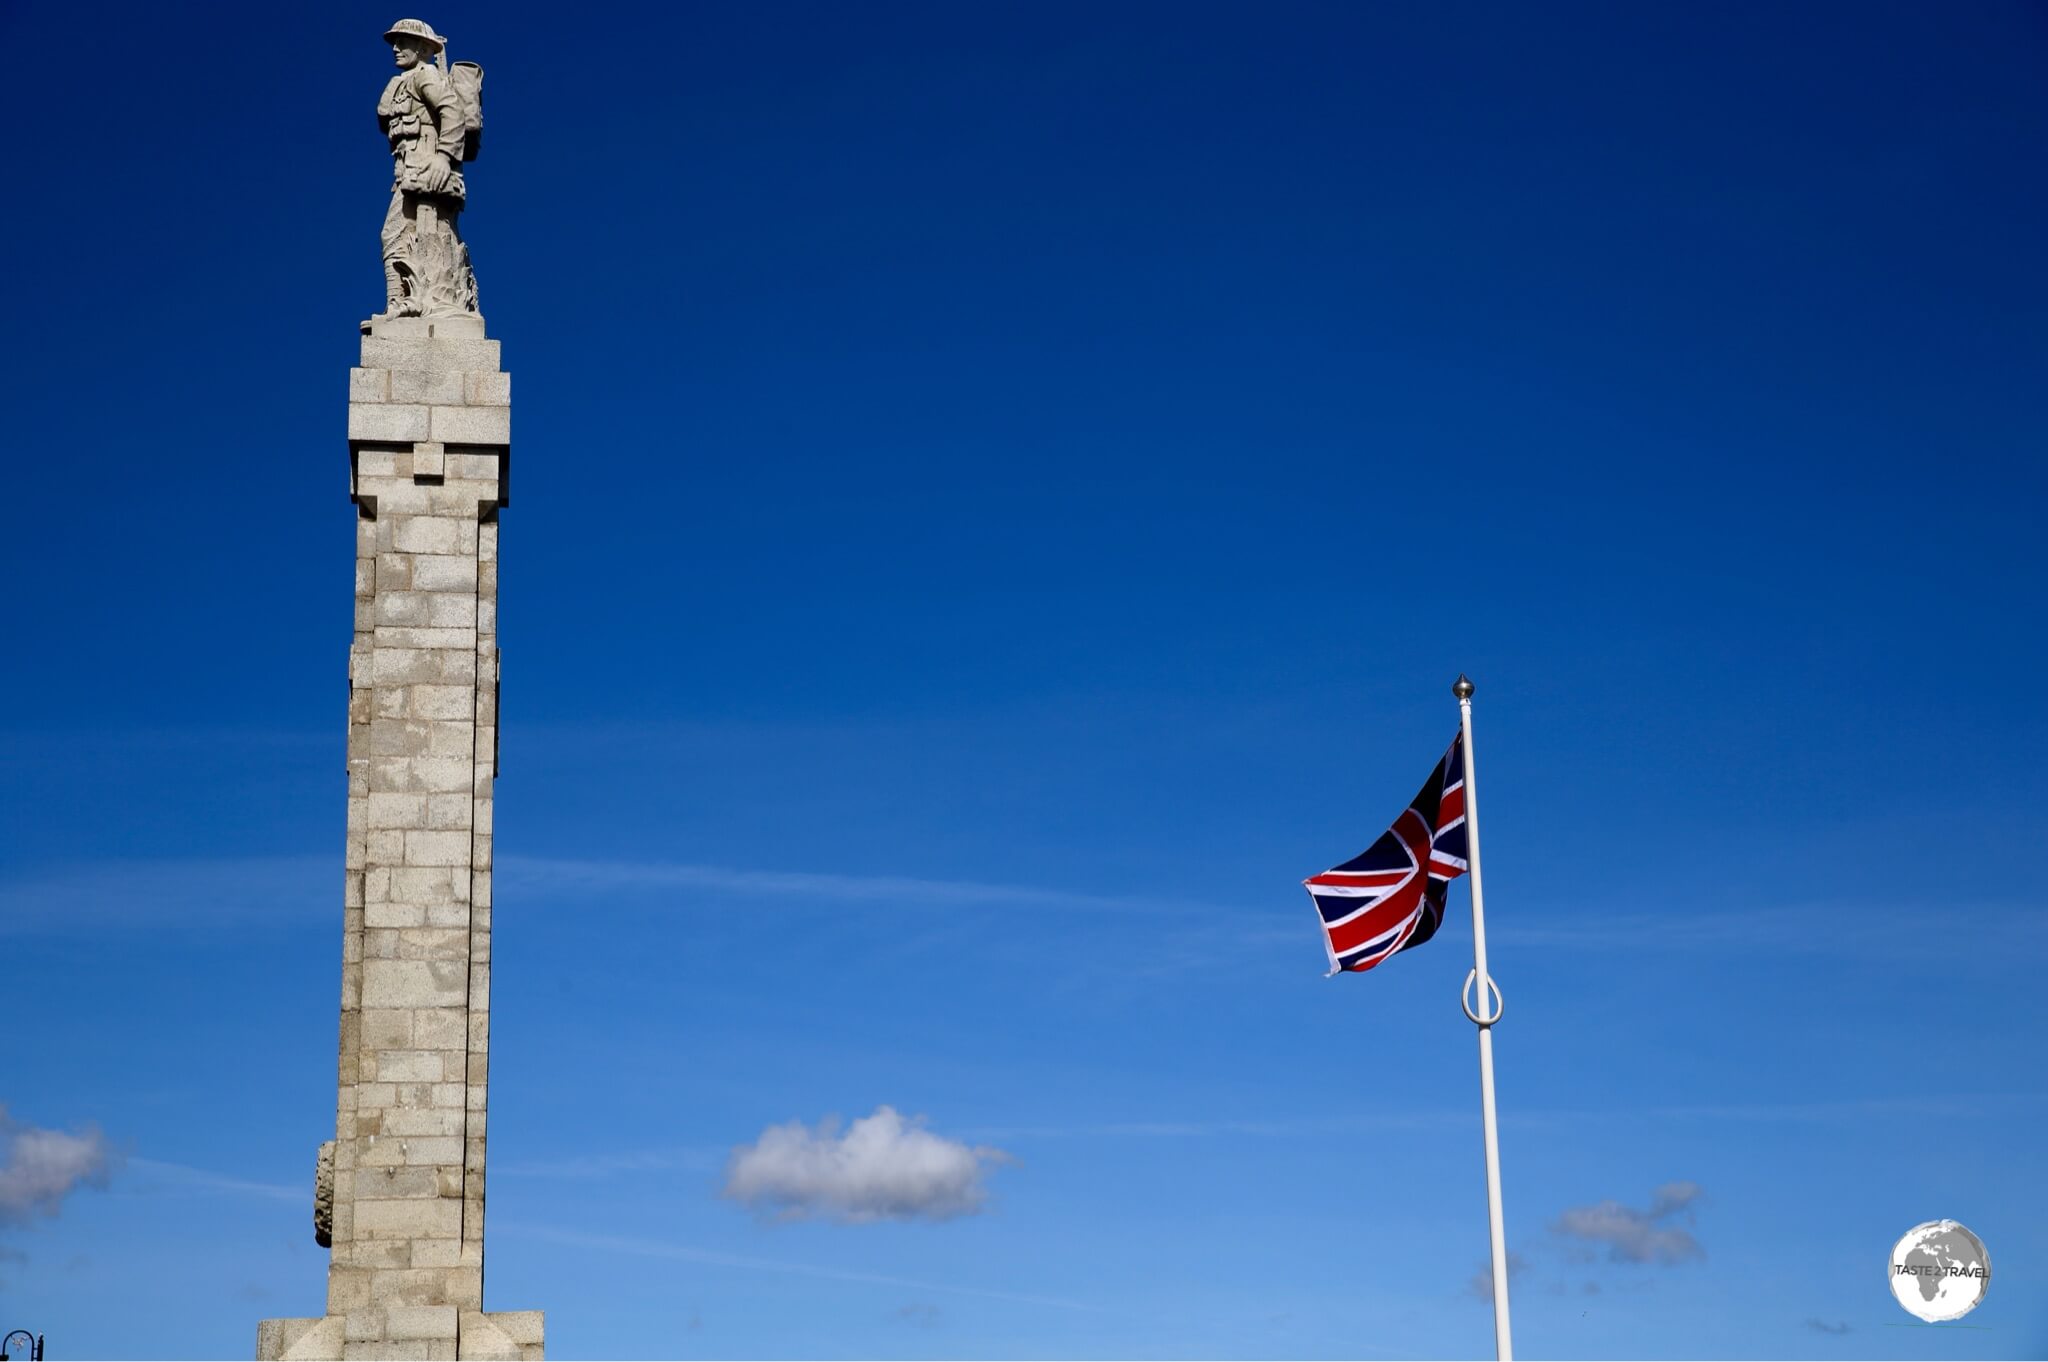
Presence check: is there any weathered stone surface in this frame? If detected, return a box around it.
[351,369,392,404]
[358,337,500,374]
[414,1010,468,1049]
[359,1011,413,1049]
[377,1106,467,1138]
[392,369,467,407]
[354,1196,463,1242]
[430,316,488,340]
[405,830,473,866]
[412,555,481,592]
[372,1049,445,1082]
[411,685,476,720]
[366,793,427,828]
[377,627,477,650]
[257,1315,345,1361]
[349,403,431,444]
[361,959,465,1009]
[429,404,510,446]
[386,1306,459,1341]
[458,1311,542,1361]
[490,1313,543,1349]
[391,517,465,555]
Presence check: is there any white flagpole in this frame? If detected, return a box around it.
[1455,674,1513,1361]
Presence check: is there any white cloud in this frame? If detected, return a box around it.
[723,1106,1009,1223]
[0,1108,116,1225]
[1551,1181,1704,1265]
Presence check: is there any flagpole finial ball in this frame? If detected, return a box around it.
[1453,674,1475,700]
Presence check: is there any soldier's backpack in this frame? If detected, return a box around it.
[446,60,484,161]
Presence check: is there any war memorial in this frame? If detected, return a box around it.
[255,20,543,1360]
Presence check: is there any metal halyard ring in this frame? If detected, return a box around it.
[1462,968,1504,1026]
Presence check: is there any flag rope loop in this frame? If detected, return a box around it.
[1461,968,1504,1027]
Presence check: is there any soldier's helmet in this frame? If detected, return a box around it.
[384,18,446,51]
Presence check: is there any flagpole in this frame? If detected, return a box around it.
[1455,674,1513,1361]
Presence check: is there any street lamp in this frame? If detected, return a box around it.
[1,1330,42,1361]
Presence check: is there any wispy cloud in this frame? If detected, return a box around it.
[0,857,328,936]
[1496,905,2046,960]
[124,1158,299,1203]
[724,1106,1010,1224]
[1804,1317,1853,1335]
[0,1108,117,1225]
[10,851,2041,1044]
[1467,1250,1527,1302]
[7,853,2040,970]
[1552,1181,1705,1265]
[497,1222,1104,1313]
[475,1093,2048,1188]
[498,855,1195,917]
[495,1146,721,1180]
[0,853,1206,938]
[972,1091,2048,1142]
[962,1110,1478,1141]
[1637,1094,2038,1123]
[0,1243,26,1294]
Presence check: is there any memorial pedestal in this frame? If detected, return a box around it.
[259,316,542,1361]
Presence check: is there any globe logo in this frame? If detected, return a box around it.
[1888,1220,1991,1322]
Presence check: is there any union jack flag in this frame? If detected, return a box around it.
[1304,734,1469,975]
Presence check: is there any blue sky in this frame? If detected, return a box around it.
[3,1,2045,1356]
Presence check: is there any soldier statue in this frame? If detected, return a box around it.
[371,19,483,325]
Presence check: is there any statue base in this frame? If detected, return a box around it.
[257,1310,543,1361]
[358,312,489,338]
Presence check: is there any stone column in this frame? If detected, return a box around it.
[259,315,543,1362]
